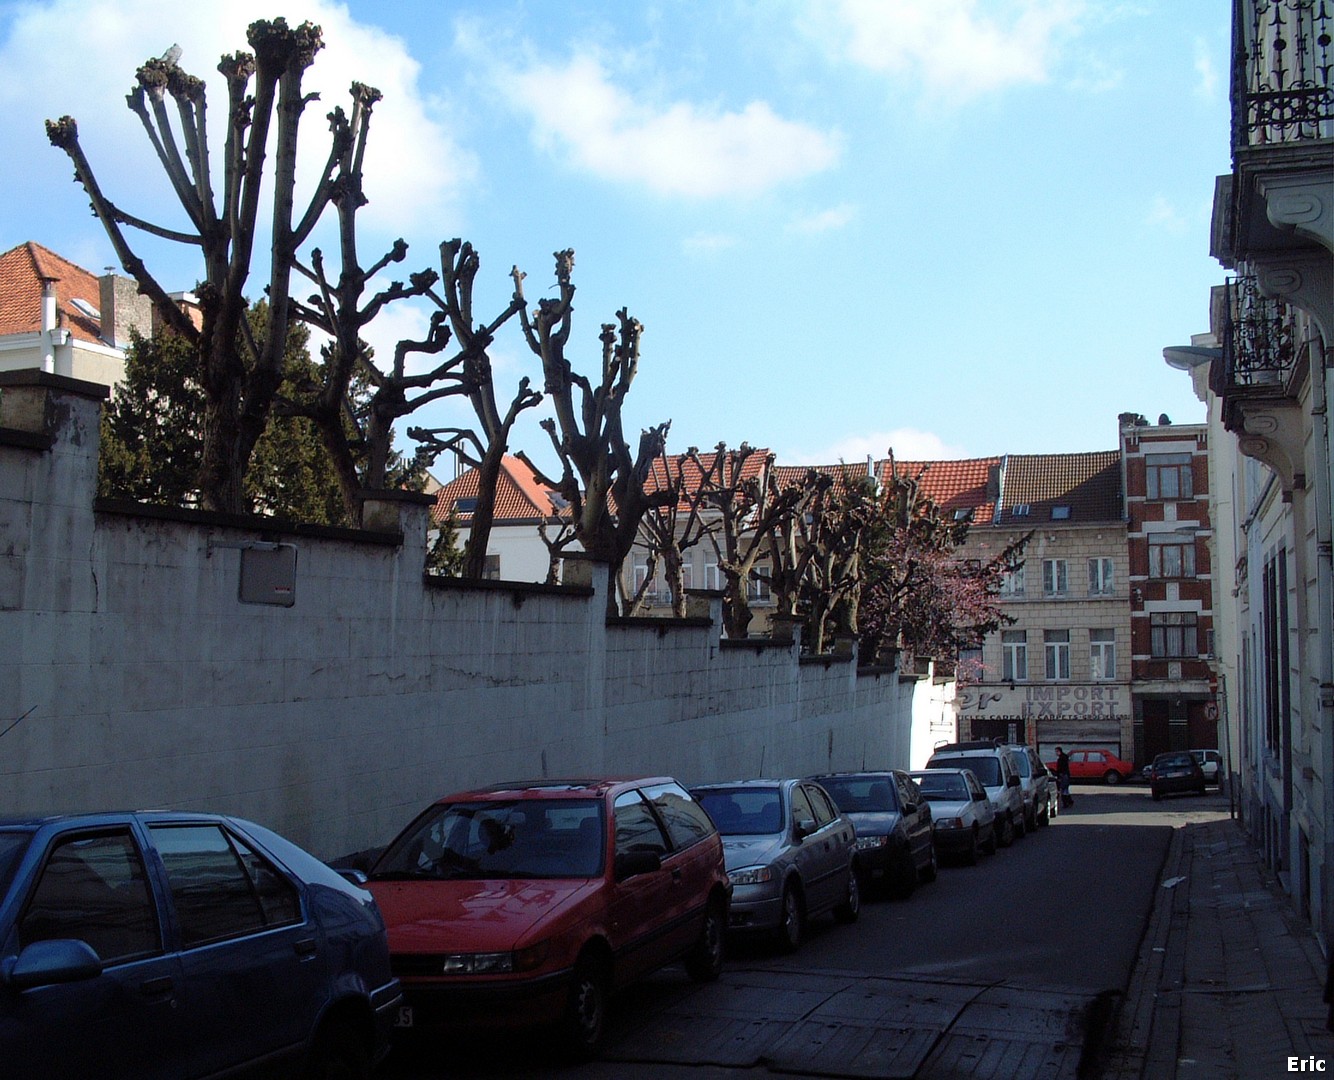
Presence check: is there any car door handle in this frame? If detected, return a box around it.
[671,868,682,883]
[140,976,173,997]
[293,937,318,957]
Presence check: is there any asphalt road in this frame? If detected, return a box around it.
[385,783,1230,1078]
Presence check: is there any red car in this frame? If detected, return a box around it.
[1046,747,1137,785]
[366,777,731,1059]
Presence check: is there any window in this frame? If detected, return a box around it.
[1149,534,1196,579]
[953,507,974,522]
[704,562,723,590]
[1044,630,1070,680]
[1000,563,1026,596]
[1043,559,1068,597]
[1146,453,1193,500]
[149,824,300,948]
[633,560,659,598]
[454,497,478,514]
[642,782,715,849]
[680,563,694,590]
[1088,557,1115,595]
[789,785,817,829]
[19,830,160,965]
[613,791,670,858]
[1012,504,1030,517]
[1002,631,1028,681]
[958,646,984,681]
[1150,612,1199,658]
[1050,506,1071,521]
[483,553,501,581]
[804,785,837,827]
[1089,628,1116,680]
[748,568,771,602]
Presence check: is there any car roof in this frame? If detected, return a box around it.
[692,778,794,790]
[810,771,898,780]
[0,810,234,829]
[441,777,680,801]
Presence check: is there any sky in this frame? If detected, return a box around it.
[0,0,1229,474]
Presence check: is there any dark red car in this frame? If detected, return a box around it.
[366,778,731,1059]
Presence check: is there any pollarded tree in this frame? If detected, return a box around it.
[513,250,674,612]
[47,20,369,515]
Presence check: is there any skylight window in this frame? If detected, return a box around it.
[71,297,100,320]
[953,507,974,522]
[1012,504,1030,517]
[1051,506,1072,521]
[454,497,478,513]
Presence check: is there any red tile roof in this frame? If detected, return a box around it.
[0,242,103,345]
[432,455,567,524]
[644,448,771,506]
[880,457,1002,523]
[996,451,1122,525]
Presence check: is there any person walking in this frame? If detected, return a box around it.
[1055,746,1074,808]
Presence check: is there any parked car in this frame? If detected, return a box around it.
[691,779,859,952]
[0,811,400,1080]
[924,742,1027,846]
[1045,747,1136,785]
[366,777,730,1059]
[909,768,997,865]
[1150,752,1208,800]
[812,771,936,898]
[1190,749,1223,786]
[1000,743,1053,830]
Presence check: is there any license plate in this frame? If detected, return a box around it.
[394,1006,414,1029]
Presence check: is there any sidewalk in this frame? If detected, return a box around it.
[1105,815,1334,1078]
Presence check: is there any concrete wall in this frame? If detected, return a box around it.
[0,372,939,861]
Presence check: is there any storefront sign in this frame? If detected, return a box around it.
[956,684,1127,720]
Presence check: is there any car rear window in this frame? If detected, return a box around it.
[694,788,783,835]
[372,799,605,880]
[928,756,1001,787]
[0,830,31,901]
[913,773,969,800]
[818,777,897,814]
[1156,753,1194,768]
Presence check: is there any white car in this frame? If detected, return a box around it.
[924,742,1027,847]
[1190,749,1223,786]
[909,769,996,865]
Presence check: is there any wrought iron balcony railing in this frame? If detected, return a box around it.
[1232,0,1334,152]
[1213,274,1298,403]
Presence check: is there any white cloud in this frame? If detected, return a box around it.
[812,0,1087,106]
[1193,38,1219,101]
[1,0,473,262]
[787,429,969,465]
[682,232,738,255]
[475,48,841,198]
[789,204,857,234]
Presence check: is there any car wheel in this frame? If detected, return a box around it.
[776,882,805,953]
[1104,770,1122,786]
[304,1021,370,1080]
[559,953,609,1059]
[920,844,938,883]
[1013,811,1027,839]
[981,822,998,855]
[1037,798,1050,827]
[834,866,861,923]
[685,898,726,981]
[997,814,1015,847]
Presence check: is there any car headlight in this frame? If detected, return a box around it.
[728,865,775,886]
[934,817,964,829]
[855,835,889,850]
[438,942,550,975]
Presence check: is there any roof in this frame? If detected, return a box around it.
[995,451,1122,525]
[643,448,771,506]
[0,241,104,345]
[880,457,1002,523]
[432,455,567,524]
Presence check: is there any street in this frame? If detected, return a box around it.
[385,783,1233,1079]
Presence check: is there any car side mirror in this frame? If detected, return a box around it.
[902,802,917,815]
[336,867,369,887]
[1007,775,1020,788]
[793,817,817,841]
[614,850,662,881]
[974,791,988,802]
[1,939,102,991]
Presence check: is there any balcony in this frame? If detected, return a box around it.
[1232,0,1334,154]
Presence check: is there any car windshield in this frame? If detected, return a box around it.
[818,777,896,814]
[371,799,604,880]
[914,773,969,801]
[1011,754,1031,777]
[0,830,29,899]
[929,756,1001,786]
[695,788,783,835]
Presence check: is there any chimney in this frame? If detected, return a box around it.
[39,277,58,373]
[99,273,153,347]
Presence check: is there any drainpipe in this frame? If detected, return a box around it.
[1310,336,1334,950]
[39,278,57,373]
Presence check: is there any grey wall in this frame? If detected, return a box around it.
[0,372,934,861]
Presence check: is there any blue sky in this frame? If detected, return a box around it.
[0,0,1228,472]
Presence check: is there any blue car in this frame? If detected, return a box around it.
[0,811,400,1079]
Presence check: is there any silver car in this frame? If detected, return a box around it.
[691,779,859,952]
[909,768,997,865]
